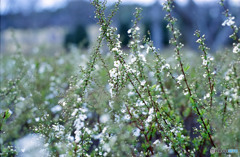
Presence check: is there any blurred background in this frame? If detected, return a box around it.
[0,0,240,54]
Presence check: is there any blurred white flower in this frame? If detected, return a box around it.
[233,43,240,54]
[100,114,110,123]
[222,16,235,26]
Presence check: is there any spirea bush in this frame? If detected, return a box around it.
[1,0,239,156]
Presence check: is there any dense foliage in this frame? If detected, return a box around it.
[0,0,239,156]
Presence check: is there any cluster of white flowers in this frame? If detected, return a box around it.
[112,47,123,55]
[136,99,145,107]
[74,109,89,143]
[222,16,235,26]
[109,67,122,98]
[145,108,155,126]
[52,124,65,139]
[138,54,147,63]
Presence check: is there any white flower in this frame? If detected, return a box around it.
[196,39,201,43]
[72,109,78,116]
[103,143,111,152]
[133,128,141,137]
[109,68,117,78]
[135,26,140,31]
[162,64,170,70]
[146,46,150,54]
[112,48,118,52]
[224,91,230,96]
[222,16,235,26]
[149,108,154,115]
[124,114,131,121]
[114,60,121,68]
[77,98,82,103]
[131,56,137,63]
[127,29,131,34]
[232,93,238,100]
[141,80,146,86]
[139,54,146,62]
[100,114,110,123]
[202,59,207,66]
[209,57,214,61]
[177,74,184,81]
[233,43,240,54]
[35,117,40,122]
[183,90,188,95]
[225,76,230,81]
[79,114,87,121]
[128,91,135,97]
[51,105,62,113]
[204,93,210,99]
[146,115,153,123]
[136,100,144,107]
[206,93,210,98]
[153,139,160,145]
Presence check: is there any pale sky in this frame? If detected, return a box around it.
[1,0,239,14]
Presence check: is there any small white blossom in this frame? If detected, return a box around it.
[149,108,154,115]
[153,140,160,145]
[51,105,62,113]
[141,80,146,86]
[77,98,82,103]
[233,43,240,54]
[128,91,135,97]
[133,128,141,137]
[136,100,145,107]
[177,74,184,81]
[232,93,238,100]
[35,117,40,122]
[124,114,131,121]
[114,60,121,68]
[100,114,110,123]
[146,115,153,123]
[130,56,137,64]
[112,48,118,52]
[202,59,207,66]
[225,76,230,81]
[139,54,146,62]
[109,68,118,78]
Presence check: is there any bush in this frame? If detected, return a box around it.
[1,0,239,156]
[64,25,90,50]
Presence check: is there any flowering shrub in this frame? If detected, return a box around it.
[1,0,239,156]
